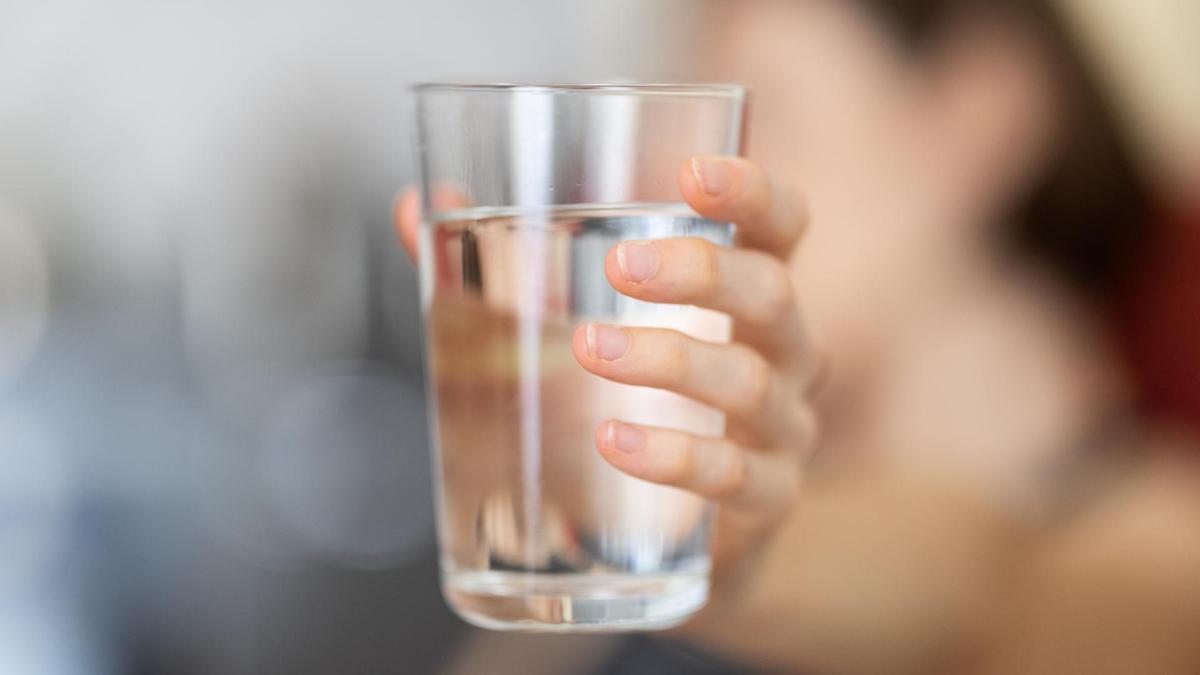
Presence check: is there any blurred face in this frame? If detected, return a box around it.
[699,0,1120,490]
[706,0,939,347]
[701,0,1062,369]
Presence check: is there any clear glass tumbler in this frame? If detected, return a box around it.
[413,83,747,631]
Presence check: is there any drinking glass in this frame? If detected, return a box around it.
[413,83,747,631]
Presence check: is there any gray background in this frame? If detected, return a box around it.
[0,1,697,672]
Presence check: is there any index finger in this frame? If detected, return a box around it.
[678,157,807,259]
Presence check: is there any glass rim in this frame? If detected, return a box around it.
[411,82,747,99]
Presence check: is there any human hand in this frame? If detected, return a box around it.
[394,156,820,593]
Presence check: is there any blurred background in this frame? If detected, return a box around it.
[0,1,1196,674]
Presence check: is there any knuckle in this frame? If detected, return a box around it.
[638,329,696,386]
[737,350,775,414]
[666,434,699,485]
[757,261,796,322]
[755,457,801,523]
[691,238,723,298]
[653,330,692,387]
[780,402,820,462]
[711,447,748,499]
[737,160,770,214]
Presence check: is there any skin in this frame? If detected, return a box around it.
[396,156,817,577]
[401,165,1200,675]
[404,2,1200,672]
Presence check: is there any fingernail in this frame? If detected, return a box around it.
[691,158,733,196]
[585,323,630,361]
[607,422,645,454]
[616,241,660,283]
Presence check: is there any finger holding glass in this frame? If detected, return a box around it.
[407,83,815,632]
[574,156,818,572]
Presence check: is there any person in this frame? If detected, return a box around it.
[397,1,1200,672]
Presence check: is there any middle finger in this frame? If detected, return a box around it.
[604,236,807,360]
[571,323,811,447]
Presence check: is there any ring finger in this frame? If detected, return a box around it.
[594,420,799,516]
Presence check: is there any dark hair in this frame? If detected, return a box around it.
[861,0,1154,305]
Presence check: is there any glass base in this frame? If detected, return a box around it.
[443,570,709,632]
